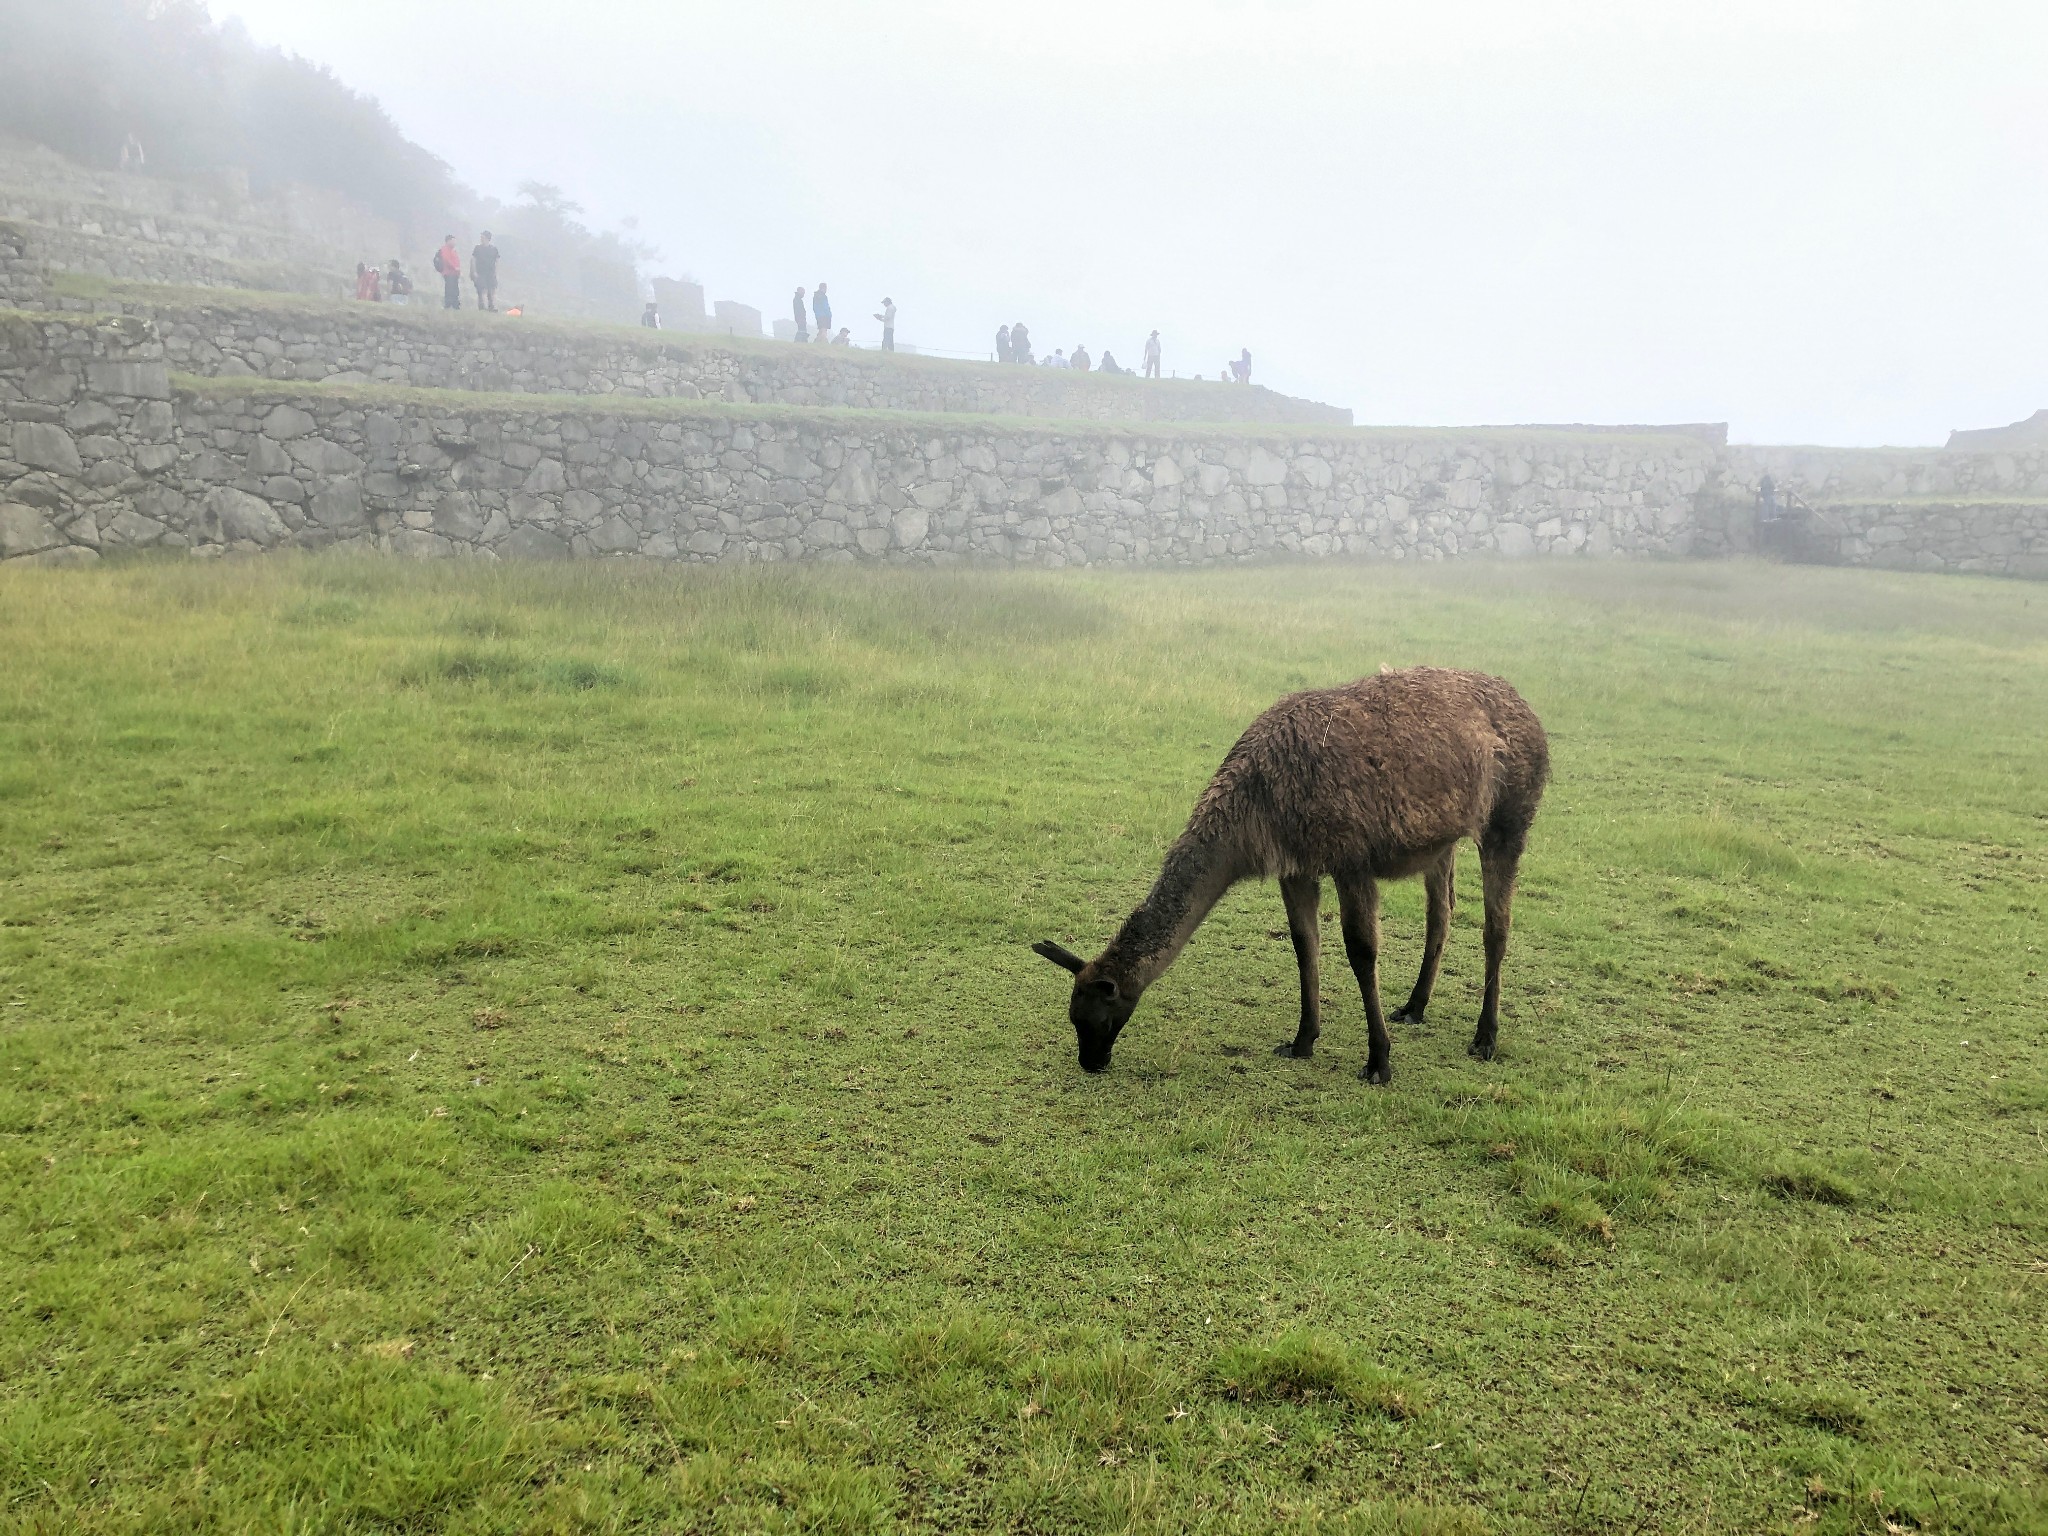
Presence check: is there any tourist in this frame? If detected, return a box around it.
[433,235,462,309]
[874,296,896,352]
[1143,330,1162,379]
[1234,348,1253,385]
[353,263,375,301]
[1010,322,1033,366]
[812,283,831,342]
[386,260,412,304]
[1047,349,1068,368]
[118,131,145,174]
[471,231,500,312]
[792,286,809,343]
[1098,350,1122,375]
[831,326,851,345]
[641,301,661,330]
[1757,472,1780,522]
[1070,344,1091,372]
[996,324,1013,364]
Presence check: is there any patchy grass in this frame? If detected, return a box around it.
[0,556,2044,1533]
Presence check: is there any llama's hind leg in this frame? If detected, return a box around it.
[1391,845,1455,1025]
[1333,872,1391,1085]
[1472,832,1525,1061]
[1274,874,1322,1059]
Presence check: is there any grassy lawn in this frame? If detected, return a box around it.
[0,556,2043,1535]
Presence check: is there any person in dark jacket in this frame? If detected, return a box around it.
[471,232,500,311]
[996,324,1013,364]
[812,283,831,341]
[1010,321,1032,366]
[641,301,661,329]
[792,286,809,342]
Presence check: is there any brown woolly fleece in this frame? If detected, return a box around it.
[1035,666,1549,1082]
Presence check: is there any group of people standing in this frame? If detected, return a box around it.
[351,232,502,312]
[433,233,500,311]
[995,325,1166,379]
[787,284,899,351]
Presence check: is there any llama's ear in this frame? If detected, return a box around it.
[1087,976,1120,1000]
[1032,940,1087,975]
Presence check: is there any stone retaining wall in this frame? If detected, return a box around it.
[0,219,344,300]
[1,312,1714,567]
[0,190,347,275]
[0,224,41,309]
[63,287,1355,427]
[7,311,2045,576]
[1760,501,2048,577]
[1727,444,2048,501]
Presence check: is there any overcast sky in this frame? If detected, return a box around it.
[214,0,2046,445]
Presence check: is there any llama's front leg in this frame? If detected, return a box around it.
[1391,845,1455,1025]
[1472,834,1523,1061]
[1335,873,1391,1084]
[1274,874,1321,1058]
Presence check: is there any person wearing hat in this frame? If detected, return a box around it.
[874,296,896,352]
[1143,329,1162,378]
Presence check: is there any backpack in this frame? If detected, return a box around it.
[433,248,449,275]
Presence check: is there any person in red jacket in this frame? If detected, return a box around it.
[432,235,462,310]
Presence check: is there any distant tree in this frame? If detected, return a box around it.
[0,0,458,241]
[0,0,660,318]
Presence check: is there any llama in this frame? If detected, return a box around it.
[1033,667,1549,1082]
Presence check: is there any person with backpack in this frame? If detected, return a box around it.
[433,235,462,309]
[386,259,413,305]
[471,231,500,312]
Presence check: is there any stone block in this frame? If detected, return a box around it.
[501,526,570,560]
[86,360,171,400]
[0,503,65,558]
[11,422,82,475]
[18,544,97,567]
[309,482,365,530]
[204,486,288,545]
[261,403,317,440]
[522,458,568,494]
[890,507,930,548]
[1244,447,1289,486]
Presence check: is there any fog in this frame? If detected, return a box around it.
[211,0,2048,445]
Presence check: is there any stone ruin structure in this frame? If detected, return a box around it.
[1,138,2043,577]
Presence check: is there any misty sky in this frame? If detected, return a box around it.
[213,0,2047,445]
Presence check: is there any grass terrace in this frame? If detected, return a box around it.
[0,558,2043,1533]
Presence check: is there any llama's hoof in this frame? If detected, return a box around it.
[1389,1003,1425,1026]
[1274,1040,1315,1060]
[1361,1060,1393,1085]
[1468,1037,1497,1062]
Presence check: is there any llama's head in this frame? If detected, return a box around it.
[1032,941,1137,1072]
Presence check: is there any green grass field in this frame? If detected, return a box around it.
[1,557,2043,1535]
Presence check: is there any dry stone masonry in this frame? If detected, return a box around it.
[57,286,1355,426]
[4,312,1726,567]
[3,305,2045,579]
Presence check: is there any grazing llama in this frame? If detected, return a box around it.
[1034,667,1549,1082]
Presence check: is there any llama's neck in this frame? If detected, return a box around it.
[1100,829,1245,993]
